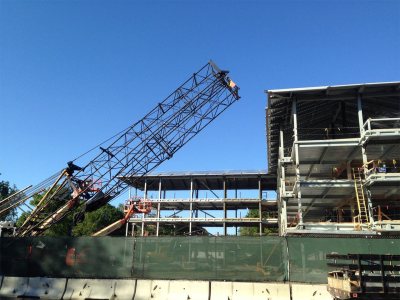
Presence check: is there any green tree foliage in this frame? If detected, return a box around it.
[15,212,30,227]
[16,210,72,237]
[72,204,124,236]
[239,209,260,236]
[16,186,74,236]
[0,179,18,221]
[239,209,278,236]
[15,184,126,236]
[158,224,177,236]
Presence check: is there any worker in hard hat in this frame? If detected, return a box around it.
[226,77,239,98]
[378,160,387,173]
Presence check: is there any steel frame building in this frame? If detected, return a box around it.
[120,171,277,236]
[120,81,399,237]
[266,82,400,235]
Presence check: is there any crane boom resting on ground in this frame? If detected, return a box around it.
[6,60,239,237]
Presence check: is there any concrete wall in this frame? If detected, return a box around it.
[0,277,334,300]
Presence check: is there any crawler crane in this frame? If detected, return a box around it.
[0,61,240,237]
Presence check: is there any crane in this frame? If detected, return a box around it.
[1,60,239,237]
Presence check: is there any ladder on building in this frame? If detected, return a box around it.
[352,168,369,228]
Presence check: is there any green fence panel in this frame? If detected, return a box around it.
[63,237,135,278]
[27,237,69,277]
[131,236,286,282]
[0,237,135,278]
[0,237,31,277]
[214,236,287,282]
[0,236,399,283]
[367,237,400,254]
[0,237,70,277]
[286,237,400,283]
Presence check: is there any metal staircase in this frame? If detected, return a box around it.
[353,168,369,228]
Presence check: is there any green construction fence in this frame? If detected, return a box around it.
[0,236,399,283]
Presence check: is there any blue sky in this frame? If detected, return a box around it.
[1,0,399,199]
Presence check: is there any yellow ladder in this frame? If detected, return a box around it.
[353,168,369,228]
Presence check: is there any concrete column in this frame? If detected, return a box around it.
[347,161,352,180]
[293,99,303,225]
[358,94,374,223]
[280,200,287,236]
[279,130,288,235]
[358,95,368,169]
[279,130,285,159]
[358,95,369,173]
[357,94,365,136]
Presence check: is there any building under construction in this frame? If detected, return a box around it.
[267,82,400,235]
[0,72,399,300]
[118,81,400,238]
[120,171,277,236]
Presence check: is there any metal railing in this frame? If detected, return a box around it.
[128,217,278,223]
[147,198,269,202]
[363,117,400,132]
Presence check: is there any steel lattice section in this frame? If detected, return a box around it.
[14,61,239,236]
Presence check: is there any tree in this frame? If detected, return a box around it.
[14,183,127,236]
[72,204,124,236]
[239,209,260,236]
[4,178,128,236]
[15,185,74,236]
[239,209,278,236]
[0,179,18,221]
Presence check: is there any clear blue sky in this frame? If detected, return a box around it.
[1,0,399,195]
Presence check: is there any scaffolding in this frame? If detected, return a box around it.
[266,82,400,235]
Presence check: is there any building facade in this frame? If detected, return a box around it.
[266,82,400,235]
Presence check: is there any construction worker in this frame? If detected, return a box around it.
[65,247,78,267]
[226,77,239,97]
[377,160,387,173]
[332,167,339,179]
[228,78,236,89]
[391,159,398,173]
